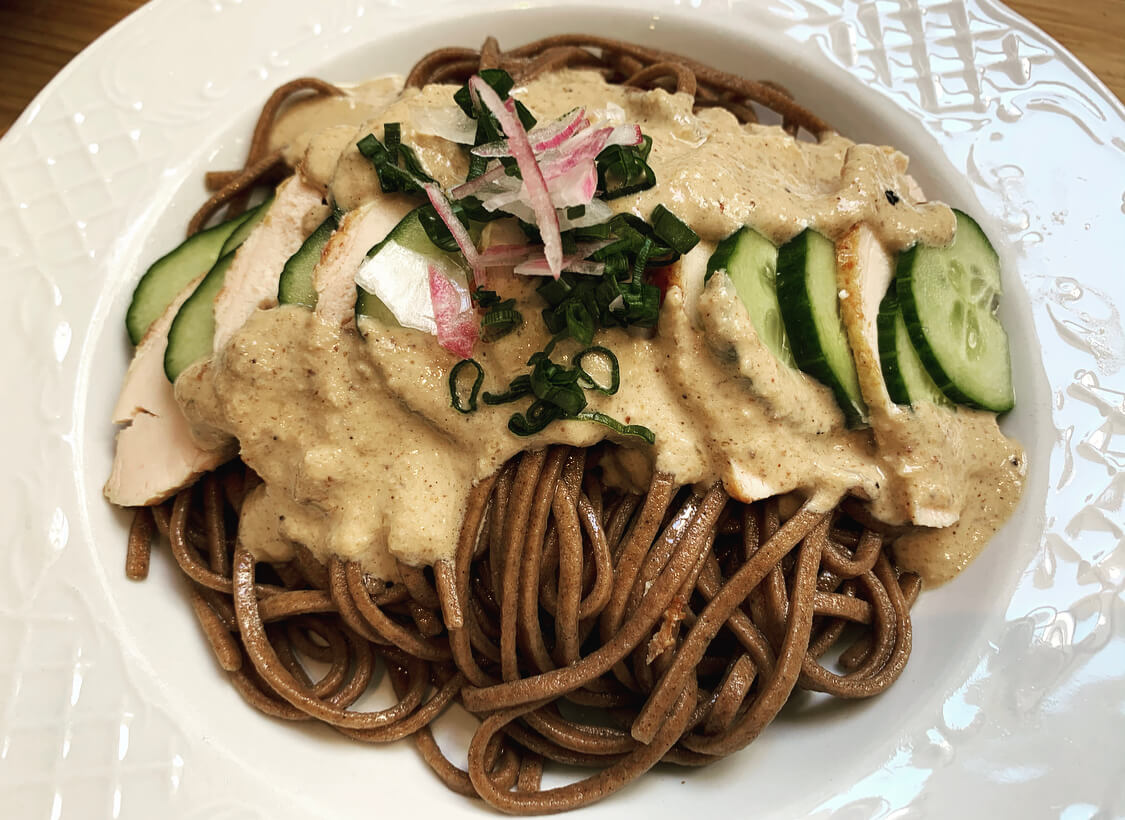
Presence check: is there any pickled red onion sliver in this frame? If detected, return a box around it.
[545,161,598,208]
[471,107,589,158]
[478,243,537,266]
[469,76,563,278]
[423,183,485,285]
[448,164,516,199]
[512,239,613,276]
[428,265,478,359]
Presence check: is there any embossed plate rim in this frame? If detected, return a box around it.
[1,0,1123,818]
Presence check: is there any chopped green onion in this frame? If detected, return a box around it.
[537,274,576,308]
[636,134,653,161]
[481,306,523,341]
[454,69,515,117]
[449,359,484,413]
[565,205,587,220]
[576,411,655,444]
[383,122,401,156]
[528,353,587,417]
[650,205,700,255]
[356,132,433,194]
[596,141,657,200]
[473,289,502,308]
[574,346,620,395]
[563,301,595,346]
[399,144,432,182]
[508,400,562,437]
[483,374,532,405]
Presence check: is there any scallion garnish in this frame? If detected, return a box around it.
[562,301,595,346]
[483,374,532,405]
[595,140,656,200]
[576,410,655,444]
[650,204,700,255]
[449,359,484,413]
[508,400,563,437]
[574,346,620,395]
[383,122,401,155]
[527,352,587,417]
[356,129,434,195]
[481,305,523,341]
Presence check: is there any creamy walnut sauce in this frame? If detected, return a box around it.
[177,70,1024,585]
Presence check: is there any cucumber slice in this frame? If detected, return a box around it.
[278,212,338,309]
[706,226,794,367]
[218,197,272,257]
[776,229,866,424]
[877,282,951,407]
[164,251,236,382]
[897,210,1013,412]
[125,209,255,344]
[354,206,469,331]
[355,288,401,327]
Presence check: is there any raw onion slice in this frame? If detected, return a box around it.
[512,240,613,277]
[545,161,598,209]
[423,182,485,284]
[478,243,537,267]
[428,265,478,358]
[469,76,563,278]
[411,105,478,144]
[471,107,589,157]
[449,164,518,200]
[558,198,613,230]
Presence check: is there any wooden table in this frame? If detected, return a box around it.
[1,0,1122,135]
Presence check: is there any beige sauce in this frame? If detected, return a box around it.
[181,70,1024,586]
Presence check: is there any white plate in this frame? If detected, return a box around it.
[2,0,1123,817]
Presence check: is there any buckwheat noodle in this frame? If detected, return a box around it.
[126,36,920,814]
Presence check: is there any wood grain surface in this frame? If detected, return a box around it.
[1,0,1122,135]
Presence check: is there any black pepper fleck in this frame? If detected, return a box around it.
[885,189,900,205]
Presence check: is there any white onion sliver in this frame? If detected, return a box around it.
[565,260,606,276]
[538,127,613,182]
[606,124,643,147]
[557,198,613,230]
[469,76,562,278]
[411,106,479,144]
[513,240,613,277]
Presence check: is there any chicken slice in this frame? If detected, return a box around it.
[313,194,416,326]
[212,174,327,352]
[836,223,958,527]
[105,276,234,506]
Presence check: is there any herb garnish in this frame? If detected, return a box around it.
[449,359,484,413]
[479,345,652,444]
[370,75,696,448]
[595,134,655,199]
[356,124,434,195]
[474,289,524,341]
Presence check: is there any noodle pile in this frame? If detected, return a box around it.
[125,36,921,814]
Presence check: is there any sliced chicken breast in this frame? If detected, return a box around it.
[837,222,958,527]
[212,174,327,352]
[105,276,233,506]
[313,194,416,326]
